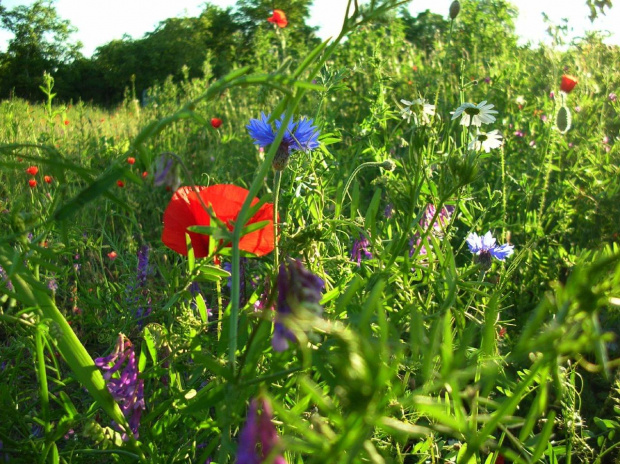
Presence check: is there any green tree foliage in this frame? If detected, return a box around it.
[234,0,318,60]
[0,0,82,99]
[452,0,519,65]
[400,8,450,55]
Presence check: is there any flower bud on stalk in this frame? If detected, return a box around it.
[449,1,461,19]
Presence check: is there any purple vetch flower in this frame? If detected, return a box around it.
[236,398,286,464]
[513,130,524,137]
[384,203,394,219]
[134,245,152,324]
[47,276,58,292]
[466,231,514,267]
[153,153,181,191]
[351,234,372,265]
[483,76,491,84]
[94,334,145,440]
[0,265,14,291]
[247,113,320,170]
[549,91,555,99]
[610,93,617,102]
[188,281,213,318]
[410,204,455,258]
[273,258,324,352]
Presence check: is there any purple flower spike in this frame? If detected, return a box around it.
[410,204,455,258]
[466,231,514,267]
[94,334,145,440]
[273,259,324,352]
[351,234,373,265]
[236,398,286,464]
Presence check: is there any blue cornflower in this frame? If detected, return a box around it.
[466,231,514,267]
[247,113,320,170]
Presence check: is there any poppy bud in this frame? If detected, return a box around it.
[127,157,136,165]
[117,180,125,188]
[210,117,223,129]
[560,75,578,94]
[449,1,460,19]
[44,176,53,184]
[28,179,37,188]
[26,166,39,176]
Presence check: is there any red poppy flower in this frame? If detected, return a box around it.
[211,117,223,129]
[44,175,53,184]
[560,75,578,94]
[267,9,288,28]
[127,157,136,165]
[117,180,125,188]
[26,166,39,176]
[28,179,37,188]
[142,171,148,179]
[108,251,118,260]
[64,120,69,126]
[162,184,275,258]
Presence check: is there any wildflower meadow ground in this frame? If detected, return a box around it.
[1,0,620,463]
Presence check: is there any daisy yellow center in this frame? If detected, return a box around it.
[464,107,481,116]
[478,134,488,142]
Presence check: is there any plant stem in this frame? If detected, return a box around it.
[273,170,282,272]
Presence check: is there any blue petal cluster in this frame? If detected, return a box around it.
[466,231,514,261]
[247,113,320,153]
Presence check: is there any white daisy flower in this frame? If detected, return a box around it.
[400,98,437,126]
[515,95,526,106]
[451,101,498,127]
[468,129,503,152]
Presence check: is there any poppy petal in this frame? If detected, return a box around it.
[162,186,210,257]
[239,203,275,256]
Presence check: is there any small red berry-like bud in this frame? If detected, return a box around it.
[117,180,125,188]
[127,157,136,165]
[29,179,37,188]
[44,176,53,184]
[210,117,223,129]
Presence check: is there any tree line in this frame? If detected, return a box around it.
[0,0,612,105]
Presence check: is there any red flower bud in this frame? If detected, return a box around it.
[267,9,287,28]
[210,117,223,129]
[117,180,125,188]
[26,166,39,176]
[127,157,136,165]
[560,75,578,94]
[28,179,37,188]
[44,175,53,184]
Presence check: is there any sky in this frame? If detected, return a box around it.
[0,0,618,58]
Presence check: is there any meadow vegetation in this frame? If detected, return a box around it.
[1,0,620,462]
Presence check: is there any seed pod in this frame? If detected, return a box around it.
[556,106,572,134]
[449,1,461,19]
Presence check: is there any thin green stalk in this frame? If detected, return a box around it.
[500,145,507,242]
[35,326,51,463]
[273,170,282,272]
[339,161,389,214]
